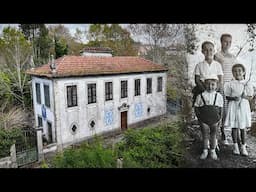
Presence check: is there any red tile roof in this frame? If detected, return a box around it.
[26,56,168,78]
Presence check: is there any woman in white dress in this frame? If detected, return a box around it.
[224,63,254,156]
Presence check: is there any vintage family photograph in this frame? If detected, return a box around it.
[0,24,256,168]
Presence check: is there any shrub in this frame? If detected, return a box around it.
[40,160,49,168]
[52,137,116,168]
[115,121,185,168]
[0,128,23,158]
[0,107,30,130]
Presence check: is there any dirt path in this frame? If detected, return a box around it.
[183,124,256,168]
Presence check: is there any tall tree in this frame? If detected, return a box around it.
[129,24,198,122]
[54,37,68,58]
[86,24,138,56]
[74,28,84,44]
[183,24,198,55]
[48,24,84,57]
[19,24,52,66]
[0,27,32,109]
[128,24,183,63]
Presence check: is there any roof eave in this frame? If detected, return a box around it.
[27,69,168,79]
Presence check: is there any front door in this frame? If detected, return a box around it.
[47,121,53,144]
[121,111,127,130]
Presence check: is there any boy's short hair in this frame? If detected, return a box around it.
[201,41,214,50]
[221,33,232,42]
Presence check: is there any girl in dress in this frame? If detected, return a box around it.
[224,63,254,156]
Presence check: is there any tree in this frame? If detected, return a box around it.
[0,27,32,109]
[86,24,138,56]
[246,24,256,52]
[129,24,198,122]
[128,24,183,63]
[74,28,84,44]
[54,37,68,58]
[19,24,52,66]
[48,24,84,57]
[183,24,198,54]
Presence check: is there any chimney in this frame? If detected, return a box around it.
[50,55,56,74]
[80,47,113,57]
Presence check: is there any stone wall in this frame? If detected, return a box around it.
[0,145,17,168]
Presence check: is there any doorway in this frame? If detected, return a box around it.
[121,111,127,130]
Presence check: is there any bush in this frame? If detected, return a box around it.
[115,121,185,168]
[40,160,49,168]
[0,128,23,158]
[52,137,116,168]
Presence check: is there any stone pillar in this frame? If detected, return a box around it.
[36,127,44,162]
[116,158,123,168]
[10,144,17,168]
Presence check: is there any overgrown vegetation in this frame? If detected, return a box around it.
[0,107,29,158]
[116,121,185,168]
[51,121,185,168]
[0,128,23,158]
[52,137,116,168]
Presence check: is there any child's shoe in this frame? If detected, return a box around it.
[210,149,218,160]
[233,143,240,155]
[240,144,248,156]
[200,149,208,160]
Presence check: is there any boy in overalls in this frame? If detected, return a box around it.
[194,76,223,160]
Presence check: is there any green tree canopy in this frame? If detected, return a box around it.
[19,24,52,66]
[48,24,84,57]
[86,24,138,56]
[0,27,32,109]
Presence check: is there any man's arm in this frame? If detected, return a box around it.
[217,75,223,92]
[195,75,205,91]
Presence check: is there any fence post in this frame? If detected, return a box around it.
[10,144,17,168]
[36,127,44,162]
